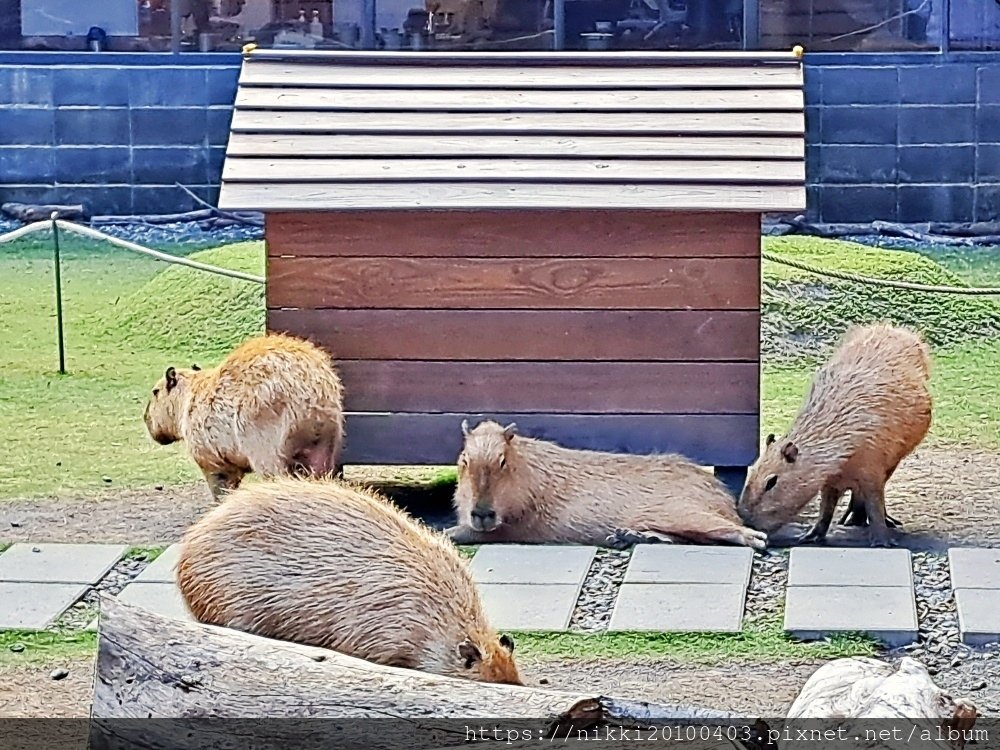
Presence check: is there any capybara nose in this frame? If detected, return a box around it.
[471,508,497,531]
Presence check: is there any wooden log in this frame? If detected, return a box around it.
[91,596,758,750]
[2,202,86,222]
[782,657,978,750]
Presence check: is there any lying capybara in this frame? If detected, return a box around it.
[738,323,932,546]
[446,420,767,550]
[176,478,522,685]
[143,333,344,500]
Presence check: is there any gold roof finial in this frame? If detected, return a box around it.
[792,45,805,59]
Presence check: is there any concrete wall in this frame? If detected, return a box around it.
[1,52,999,222]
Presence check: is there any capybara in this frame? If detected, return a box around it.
[738,323,932,546]
[446,420,767,550]
[176,478,522,685]
[143,333,344,500]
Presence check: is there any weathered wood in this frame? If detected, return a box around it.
[224,158,805,184]
[266,256,760,310]
[228,134,806,159]
[335,361,758,414]
[239,61,804,89]
[265,211,760,259]
[230,109,805,136]
[1,202,85,222]
[783,657,978,750]
[236,86,805,112]
[221,182,805,211]
[268,310,761,361]
[91,596,755,750]
[338,413,760,466]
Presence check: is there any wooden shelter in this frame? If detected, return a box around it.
[218,49,806,492]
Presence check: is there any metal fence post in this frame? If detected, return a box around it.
[51,213,66,374]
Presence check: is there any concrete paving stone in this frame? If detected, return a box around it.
[0,543,128,584]
[470,545,597,586]
[0,582,88,630]
[787,547,913,588]
[477,583,579,631]
[954,589,1000,646]
[116,582,193,622]
[134,544,182,583]
[623,545,753,585]
[609,583,746,632]
[784,585,918,647]
[949,548,1000,590]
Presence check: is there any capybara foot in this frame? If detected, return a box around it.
[738,528,769,551]
[608,528,677,548]
[868,529,897,548]
[796,526,829,545]
[839,503,902,529]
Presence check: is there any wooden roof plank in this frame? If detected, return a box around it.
[246,49,803,65]
[218,181,807,211]
[226,134,805,159]
[234,86,805,112]
[222,157,806,183]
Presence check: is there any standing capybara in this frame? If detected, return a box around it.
[446,420,768,550]
[143,333,344,500]
[176,478,522,685]
[738,323,932,546]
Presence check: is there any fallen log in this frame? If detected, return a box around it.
[90,596,757,750]
[1,202,85,222]
[90,209,215,225]
[781,657,978,750]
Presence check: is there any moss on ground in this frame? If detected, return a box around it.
[761,236,1000,360]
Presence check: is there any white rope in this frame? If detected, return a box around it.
[0,219,265,285]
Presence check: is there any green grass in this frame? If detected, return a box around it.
[126,545,167,562]
[0,630,97,666]
[2,235,1000,499]
[513,614,876,665]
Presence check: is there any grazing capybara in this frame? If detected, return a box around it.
[738,323,932,547]
[446,420,767,550]
[143,333,344,500]
[176,478,522,685]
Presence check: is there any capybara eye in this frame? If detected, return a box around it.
[764,475,778,492]
[498,456,506,470]
[152,388,159,396]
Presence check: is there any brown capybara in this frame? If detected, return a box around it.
[446,420,767,550]
[143,333,344,500]
[738,323,932,547]
[176,478,522,685]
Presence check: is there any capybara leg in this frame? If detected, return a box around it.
[608,528,680,547]
[713,526,768,551]
[799,487,842,544]
[200,467,244,501]
[839,493,902,529]
[857,483,895,547]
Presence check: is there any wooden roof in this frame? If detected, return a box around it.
[218,50,807,212]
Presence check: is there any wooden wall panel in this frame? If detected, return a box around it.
[268,309,760,362]
[266,211,759,259]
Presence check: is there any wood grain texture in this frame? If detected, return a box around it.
[229,109,805,135]
[338,413,761,466]
[240,62,804,89]
[245,48,802,64]
[235,86,805,112]
[267,309,761,361]
[265,210,761,258]
[335,361,758,414]
[223,157,805,184]
[266,256,761,310]
[219,182,806,211]
[227,133,806,159]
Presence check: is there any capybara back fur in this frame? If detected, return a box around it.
[739,323,932,545]
[177,478,521,685]
[447,421,767,550]
[143,333,344,499]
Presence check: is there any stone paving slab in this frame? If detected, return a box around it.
[784,586,918,647]
[470,545,597,586]
[609,583,746,632]
[788,547,913,588]
[954,589,1000,646]
[623,546,753,585]
[0,543,127,585]
[134,544,182,583]
[0,582,88,630]
[949,548,1000,590]
[477,583,579,631]
[117,582,193,622]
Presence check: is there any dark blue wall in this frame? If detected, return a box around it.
[1,52,999,222]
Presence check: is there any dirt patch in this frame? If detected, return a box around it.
[1,447,998,549]
[0,656,94,718]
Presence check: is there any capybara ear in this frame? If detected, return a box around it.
[191,363,201,371]
[765,433,776,446]
[781,441,799,463]
[499,634,515,653]
[165,367,178,392]
[461,419,470,436]
[458,639,482,668]
[502,422,517,442]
